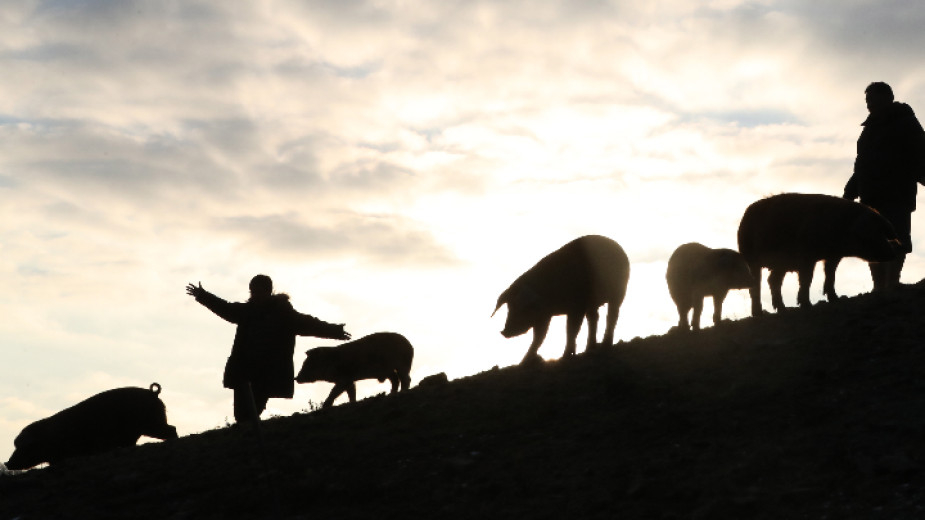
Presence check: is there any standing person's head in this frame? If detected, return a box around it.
[865,82,894,115]
[248,274,273,302]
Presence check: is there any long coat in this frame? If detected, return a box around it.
[844,101,925,212]
[194,291,345,398]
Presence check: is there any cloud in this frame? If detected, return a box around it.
[794,1,925,63]
[216,212,460,268]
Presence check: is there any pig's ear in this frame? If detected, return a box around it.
[492,290,510,318]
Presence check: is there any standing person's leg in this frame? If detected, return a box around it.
[232,384,269,423]
[891,253,907,286]
[251,386,269,417]
[233,386,251,423]
[869,205,912,291]
[882,207,912,288]
[869,262,888,292]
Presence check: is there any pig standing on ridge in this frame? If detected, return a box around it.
[493,234,630,364]
[295,332,414,408]
[737,193,900,315]
[666,242,753,331]
[6,383,178,470]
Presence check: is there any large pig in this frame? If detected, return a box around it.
[295,332,414,408]
[493,234,630,364]
[6,383,178,470]
[737,193,900,315]
[666,242,753,331]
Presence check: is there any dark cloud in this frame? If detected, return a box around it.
[679,109,804,128]
[4,120,241,201]
[794,0,925,61]
[217,212,460,268]
[275,57,382,80]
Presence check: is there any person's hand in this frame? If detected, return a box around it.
[186,282,205,299]
[336,325,351,341]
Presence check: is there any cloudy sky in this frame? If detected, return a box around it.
[3,0,925,460]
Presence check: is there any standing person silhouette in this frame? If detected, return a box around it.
[186,275,350,423]
[844,81,925,291]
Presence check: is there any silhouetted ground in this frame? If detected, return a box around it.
[4,281,925,519]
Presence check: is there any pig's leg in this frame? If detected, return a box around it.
[399,372,411,391]
[563,312,583,357]
[346,383,357,403]
[585,307,599,350]
[323,384,348,408]
[691,296,704,331]
[712,289,729,326]
[796,263,815,307]
[676,304,690,330]
[822,257,842,301]
[675,291,692,330]
[521,320,550,364]
[747,263,763,316]
[387,373,400,394]
[768,269,786,311]
[602,301,618,346]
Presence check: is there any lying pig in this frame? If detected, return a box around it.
[6,383,178,470]
[493,234,630,364]
[666,242,753,331]
[296,332,414,408]
[737,193,900,315]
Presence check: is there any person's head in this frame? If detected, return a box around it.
[865,82,894,115]
[248,274,273,302]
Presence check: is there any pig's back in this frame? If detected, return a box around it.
[738,193,862,268]
[526,235,630,301]
[342,332,414,373]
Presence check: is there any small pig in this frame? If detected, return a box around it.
[295,332,414,408]
[6,383,178,470]
[666,242,753,331]
[737,193,900,315]
[493,234,630,364]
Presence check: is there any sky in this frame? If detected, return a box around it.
[3,0,925,461]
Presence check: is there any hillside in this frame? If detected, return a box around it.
[4,281,925,519]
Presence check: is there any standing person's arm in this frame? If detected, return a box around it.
[899,112,925,184]
[186,282,248,324]
[293,310,351,340]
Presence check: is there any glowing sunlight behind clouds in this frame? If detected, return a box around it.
[2,0,925,457]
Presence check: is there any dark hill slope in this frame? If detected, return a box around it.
[4,282,925,519]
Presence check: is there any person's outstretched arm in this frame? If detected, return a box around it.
[293,311,351,340]
[186,282,247,324]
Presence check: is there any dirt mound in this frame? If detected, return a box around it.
[4,282,925,519]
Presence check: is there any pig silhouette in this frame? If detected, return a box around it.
[666,242,753,331]
[737,193,900,315]
[6,383,178,470]
[493,234,630,364]
[296,332,414,408]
